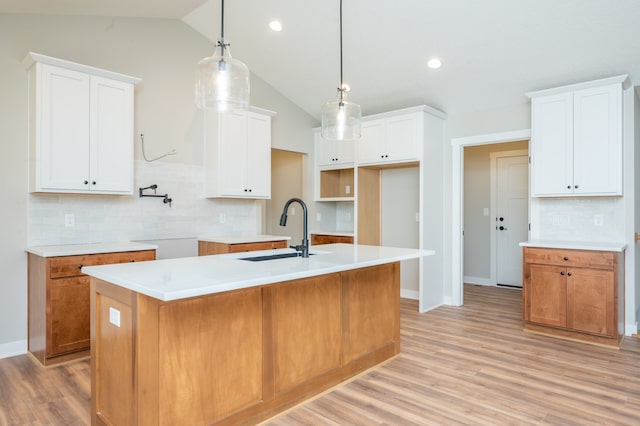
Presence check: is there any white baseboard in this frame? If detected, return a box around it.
[400,289,419,300]
[0,340,27,360]
[625,322,638,336]
[463,276,494,286]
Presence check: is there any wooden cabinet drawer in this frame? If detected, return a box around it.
[523,247,615,270]
[311,234,354,245]
[49,250,156,278]
[227,241,288,253]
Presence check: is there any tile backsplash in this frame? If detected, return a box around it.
[27,161,261,247]
[530,197,625,242]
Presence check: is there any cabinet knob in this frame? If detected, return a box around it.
[84,180,89,185]
[567,272,572,276]
[566,185,571,189]
[78,264,83,270]
[574,185,579,189]
[560,271,565,276]
[130,260,135,263]
[92,181,96,185]
[563,256,568,261]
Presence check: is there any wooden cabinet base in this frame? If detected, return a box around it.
[524,323,622,348]
[28,250,155,367]
[91,263,400,425]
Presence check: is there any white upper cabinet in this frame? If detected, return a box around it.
[204,108,275,199]
[528,76,626,197]
[315,132,354,168]
[357,112,420,165]
[25,53,139,195]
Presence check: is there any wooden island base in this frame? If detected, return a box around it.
[90,262,400,425]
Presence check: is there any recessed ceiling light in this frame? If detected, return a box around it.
[426,57,442,69]
[269,20,283,32]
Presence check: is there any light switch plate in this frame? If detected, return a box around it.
[109,307,121,327]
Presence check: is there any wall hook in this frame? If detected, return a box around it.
[139,184,172,207]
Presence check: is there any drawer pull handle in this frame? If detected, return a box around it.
[130,260,135,263]
[563,256,569,261]
[78,264,83,270]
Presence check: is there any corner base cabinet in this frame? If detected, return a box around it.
[28,249,155,366]
[522,247,624,347]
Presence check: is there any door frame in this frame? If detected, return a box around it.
[490,150,529,286]
[451,129,530,306]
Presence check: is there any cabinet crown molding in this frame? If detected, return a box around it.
[526,74,629,98]
[23,51,141,85]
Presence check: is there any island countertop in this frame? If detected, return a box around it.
[82,243,434,301]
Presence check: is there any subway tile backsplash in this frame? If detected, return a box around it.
[27,161,261,246]
[530,197,625,242]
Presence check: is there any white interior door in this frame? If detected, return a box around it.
[496,155,529,287]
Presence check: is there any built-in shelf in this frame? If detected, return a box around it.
[319,168,354,199]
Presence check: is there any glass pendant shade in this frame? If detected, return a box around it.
[195,43,250,110]
[321,96,361,140]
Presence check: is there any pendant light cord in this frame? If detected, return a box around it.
[339,0,344,103]
[219,0,227,54]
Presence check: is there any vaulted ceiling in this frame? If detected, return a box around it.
[4,0,640,119]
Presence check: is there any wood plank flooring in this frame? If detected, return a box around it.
[1,284,639,425]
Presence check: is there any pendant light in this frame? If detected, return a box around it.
[195,0,250,110]
[321,0,361,140]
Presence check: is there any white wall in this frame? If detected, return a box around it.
[444,103,532,301]
[381,167,420,298]
[0,13,316,356]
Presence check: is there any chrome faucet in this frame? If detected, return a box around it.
[279,198,309,258]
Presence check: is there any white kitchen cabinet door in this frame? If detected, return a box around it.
[573,84,622,196]
[28,55,138,195]
[37,64,91,192]
[245,112,272,197]
[315,132,354,167]
[385,113,419,162]
[205,109,273,199]
[356,114,419,165]
[89,76,134,193]
[356,119,385,164]
[530,92,574,197]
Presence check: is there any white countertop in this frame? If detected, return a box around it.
[26,241,158,257]
[198,234,291,244]
[82,244,434,302]
[519,240,627,252]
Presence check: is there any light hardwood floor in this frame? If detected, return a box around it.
[1,284,639,425]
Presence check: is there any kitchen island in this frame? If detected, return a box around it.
[83,243,433,425]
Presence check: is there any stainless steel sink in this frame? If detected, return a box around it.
[240,252,314,262]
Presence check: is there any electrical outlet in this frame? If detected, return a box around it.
[483,208,489,217]
[346,212,351,221]
[416,212,420,222]
[316,212,322,221]
[594,214,604,226]
[345,185,351,194]
[109,307,121,327]
[64,213,75,227]
[219,213,226,224]
[291,207,296,216]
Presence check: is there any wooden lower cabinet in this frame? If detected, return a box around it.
[523,247,623,346]
[91,262,400,425]
[310,233,354,245]
[198,239,288,255]
[28,250,156,366]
